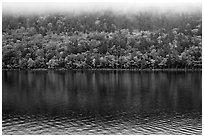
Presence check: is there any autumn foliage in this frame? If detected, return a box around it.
[2,11,202,69]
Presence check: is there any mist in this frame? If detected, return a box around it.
[3,1,202,16]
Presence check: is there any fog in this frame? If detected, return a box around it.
[3,1,202,16]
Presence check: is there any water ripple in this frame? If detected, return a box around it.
[2,111,202,135]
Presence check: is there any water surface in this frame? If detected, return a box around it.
[2,70,202,134]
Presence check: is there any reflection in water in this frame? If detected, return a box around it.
[2,70,202,134]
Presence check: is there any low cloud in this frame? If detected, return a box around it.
[3,2,201,16]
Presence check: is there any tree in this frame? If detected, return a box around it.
[27,58,35,68]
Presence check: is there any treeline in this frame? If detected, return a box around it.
[3,11,202,34]
[2,11,202,69]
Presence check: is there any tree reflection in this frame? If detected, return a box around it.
[2,70,202,114]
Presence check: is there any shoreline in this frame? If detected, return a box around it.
[2,68,202,72]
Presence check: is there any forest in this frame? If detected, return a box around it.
[2,11,202,69]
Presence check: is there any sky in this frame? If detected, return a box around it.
[2,0,202,15]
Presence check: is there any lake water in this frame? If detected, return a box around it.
[2,70,202,135]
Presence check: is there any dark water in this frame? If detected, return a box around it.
[2,70,202,135]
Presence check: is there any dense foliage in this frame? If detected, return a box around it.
[2,11,202,69]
